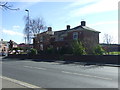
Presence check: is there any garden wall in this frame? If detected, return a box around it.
[6,54,119,64]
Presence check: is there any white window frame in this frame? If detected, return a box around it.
[40,44,43,51]
[40,36,43,42]
[73,32,78,40]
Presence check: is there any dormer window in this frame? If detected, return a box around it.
[73,32,78,40]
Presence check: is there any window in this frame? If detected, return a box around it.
[40,36,43,42]
[40,44,43,51]
[73,32,78,40]
[60,37,64,41]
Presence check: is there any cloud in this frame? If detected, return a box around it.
[88,21,118,27]
[69,0,118,18]
[1,0,42,2]
[1,0,82,2]
[2,29,24,37]
[12,25,20,30]
[65,0,98,9]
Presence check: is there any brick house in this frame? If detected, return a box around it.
[33,21,100,54]
[0,39,9,56]
[33,27,54,51]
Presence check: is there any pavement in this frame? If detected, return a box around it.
[1,76,46,90]
[1,76,27,89]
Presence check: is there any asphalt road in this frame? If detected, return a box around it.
[1,58,119,88]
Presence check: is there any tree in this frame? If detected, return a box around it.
[103,34,114,54]
[29,17,47,34]
[72,41,86,55]
[8,40,13,50]
[103,34,114,44]
[24,16,47,44]
[0,2,19,10]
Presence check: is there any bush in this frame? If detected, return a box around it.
[45,47,55,54]
[28,48,37,55]
[59,47,73,55]
[72,41,86,55]
[93,45,105,55]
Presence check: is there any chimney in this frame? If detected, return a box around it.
[81,21,86,26]
[48,27,52,31]
[67,25,70,30]
[1,39,3,41]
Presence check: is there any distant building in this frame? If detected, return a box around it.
[33,21,100,54]
[100,43,120,52]
[0,39,9,56]
[0,39,18,55]
[17,43,33,49]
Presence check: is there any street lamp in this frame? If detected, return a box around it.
[25,9,30,44]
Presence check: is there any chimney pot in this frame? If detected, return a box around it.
[1,39,3,41]
[81,21,86,26]
[67,25,70,30]
[48,27,52,31]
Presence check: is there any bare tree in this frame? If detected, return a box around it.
[29,17,47,35]
[103,34,114,44]
[24,16,47,44]
[0,2,19,10]
[103,34,114,54]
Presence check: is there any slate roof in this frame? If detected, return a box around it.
[55,25,100,33]
[72,25,100,33]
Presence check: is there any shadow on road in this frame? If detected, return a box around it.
[1,56,110,68]
[31,59,104,67]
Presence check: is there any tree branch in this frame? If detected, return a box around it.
[0,2,20,10]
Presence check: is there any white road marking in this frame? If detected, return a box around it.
[0,76,41,88]
[24,66,47,70]
[45,62,59,65]
[62,71,113,80]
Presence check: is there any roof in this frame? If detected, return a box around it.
[37,30,54,36]
[72,25,100,33]
[0,41,8,45]
[55,25,100,33]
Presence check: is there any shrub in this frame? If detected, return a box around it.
[28,48,37,55]
[45,47,55,54]
[93,45,105,55]
[72,41,86,55]
[59,47,73,55]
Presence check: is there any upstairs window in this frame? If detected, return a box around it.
[40,36,43,42]
[73,32,78,40]
[60,37,64,41]
[40,44,43,51]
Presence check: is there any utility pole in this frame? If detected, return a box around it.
[25,9,30,44]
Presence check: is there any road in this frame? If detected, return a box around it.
[1,58,119,88]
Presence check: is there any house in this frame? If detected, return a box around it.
[18,43,33,48]
[0,39,9,56]
[53,21,100,53]
[33,27,54,51]
[0,39,19,55]
[33,21,100,54]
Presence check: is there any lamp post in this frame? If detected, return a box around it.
[25,9,30,44]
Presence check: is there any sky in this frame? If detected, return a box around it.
[0,0,119,44]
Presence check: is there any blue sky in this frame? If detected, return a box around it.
[1,0,119,44]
